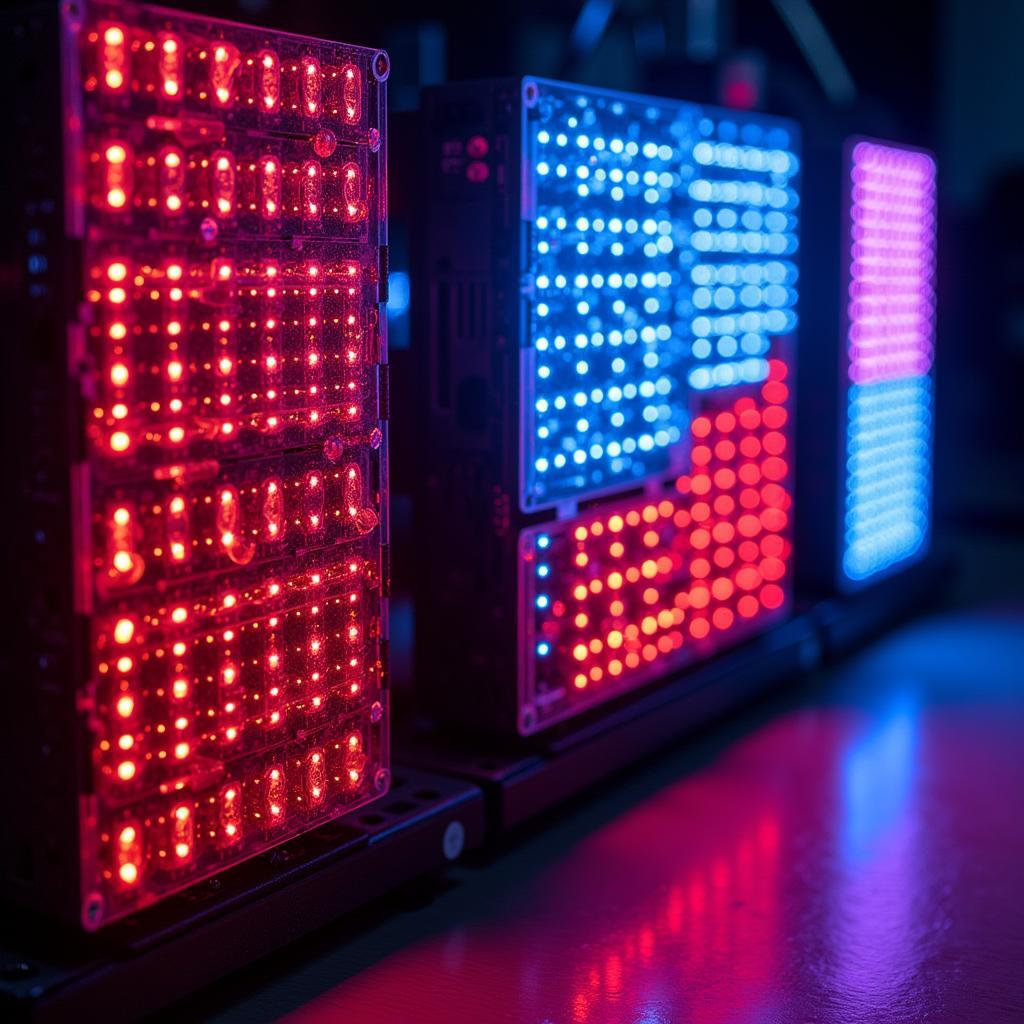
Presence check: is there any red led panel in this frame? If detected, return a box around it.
[62,1,389,927]
[520,361,791,732]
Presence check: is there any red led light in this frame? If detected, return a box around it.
[522,362,792,731]
[158,34,182,100]
[64,1,389,928]
[99,23,128,92]
[257,49,281,113]
[210,42,241,108]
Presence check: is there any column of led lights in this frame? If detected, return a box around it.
[518,79,799,734]
[842,140,936,585]
[69,1,388,927]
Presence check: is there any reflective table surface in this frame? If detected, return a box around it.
[198,608,1024,1024]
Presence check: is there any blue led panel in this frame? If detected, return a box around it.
[521,79,800,512]
[841,140,937,587]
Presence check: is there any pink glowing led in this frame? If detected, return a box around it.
[846,142,936,386]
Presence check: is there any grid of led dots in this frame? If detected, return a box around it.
[687,121,799,392]
[521,361,791,732]
[68,1,388,927]
[842,140,936,584]
[522,80,798,513]
[523,81,697,510]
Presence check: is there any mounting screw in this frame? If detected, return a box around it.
[81,893,104,929]
[522,79,539,108]
[372,51,390,83]
[322,435,345,464]
[312,128,337,158]
[374,768,391,793]
[442,820,465,861]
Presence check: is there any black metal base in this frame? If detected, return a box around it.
[0,769,484,1023]
[403,612,822,835]
[403,556,951,836]
[810,555,952,659]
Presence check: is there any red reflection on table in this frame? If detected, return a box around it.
[270,614,1024,1024]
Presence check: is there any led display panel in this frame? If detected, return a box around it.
[1,0,389,929]
[841,140,936,586]
[416,78,798,734]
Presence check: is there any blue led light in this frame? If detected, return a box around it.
[520,81,800,510]
[522,82,697,509]
[842,377,933,582]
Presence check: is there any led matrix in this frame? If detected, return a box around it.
[514,79,799,733]
[64,1,389,927]
[522,363,791,731]
[842,140,936,584]
[523,82,798,511]
[524,86,696,510]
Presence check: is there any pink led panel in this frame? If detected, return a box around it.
[847,141,936,387]
[62,1,389,928]
[520,362,791,733]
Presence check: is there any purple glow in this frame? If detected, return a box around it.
[847,142,936,387]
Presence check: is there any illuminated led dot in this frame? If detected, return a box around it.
[117,760,136,781]
[118,862,138,884]
[116,695,134,717]
[113,618,134,644]
[110,551,134,578]
[174,742,190,759]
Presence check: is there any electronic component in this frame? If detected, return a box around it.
[842,140,936,585]
[414,78,799,734]
[1,0,389,928]
[797,136,936,593]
